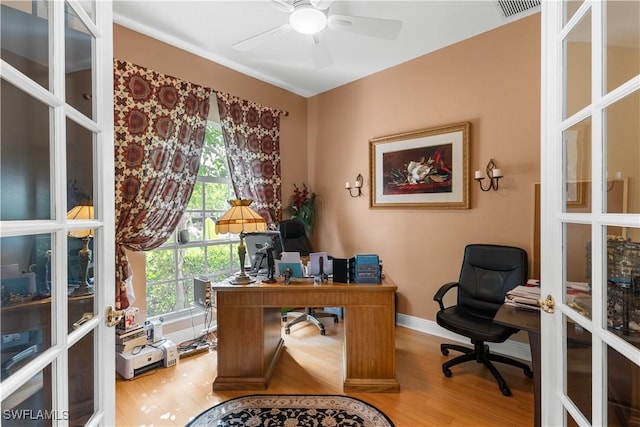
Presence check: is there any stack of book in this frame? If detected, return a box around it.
[116,325,147,353]
[504,285,541,311]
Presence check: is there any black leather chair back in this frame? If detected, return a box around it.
[457,244,528,315]
[278,219,314,256]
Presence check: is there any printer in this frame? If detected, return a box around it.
[116,340,177,380]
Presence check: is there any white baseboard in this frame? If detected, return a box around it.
[396,313,532,362]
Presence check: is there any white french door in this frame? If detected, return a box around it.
[541,0,640,425]
[0,0,115,425]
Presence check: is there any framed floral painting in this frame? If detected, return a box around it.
[369,122,470,209]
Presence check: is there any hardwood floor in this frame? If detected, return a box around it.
[115,321,534,426]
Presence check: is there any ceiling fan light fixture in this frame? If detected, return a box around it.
[289,6,327,35]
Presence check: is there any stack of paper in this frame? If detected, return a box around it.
[504,285,541,311]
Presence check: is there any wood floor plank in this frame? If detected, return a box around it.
[116,322,534,426]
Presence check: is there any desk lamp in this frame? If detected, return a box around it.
[215,199,267,285]
[67,199,94,296]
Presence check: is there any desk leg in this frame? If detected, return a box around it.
[213,306,284,390]
[343,303,400,393]
[528,330,541,427]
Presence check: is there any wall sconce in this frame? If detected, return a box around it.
[345,174,363,198]
[474,159,503,192]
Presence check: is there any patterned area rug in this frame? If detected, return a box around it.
[186,394,395,427]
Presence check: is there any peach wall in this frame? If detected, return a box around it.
[307,14,541,320]
[114,14,542,324]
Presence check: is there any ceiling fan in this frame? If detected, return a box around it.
[232,0,403,68]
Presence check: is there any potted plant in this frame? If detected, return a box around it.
[285,183,317,236]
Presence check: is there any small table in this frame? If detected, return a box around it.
[494,304,541,427]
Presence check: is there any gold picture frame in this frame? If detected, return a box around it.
[369,122,470,209]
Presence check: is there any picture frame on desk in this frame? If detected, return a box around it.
[369,122,470,209]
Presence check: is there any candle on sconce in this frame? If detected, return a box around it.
[492,168,503,178]
[474,170,483,180]
[355,180,362,188]
[345,182,351,189]
[615,171,622,180]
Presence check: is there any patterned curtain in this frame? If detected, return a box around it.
[216,91,284,228]
[114,59,211,309]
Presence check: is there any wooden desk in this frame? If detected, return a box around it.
[212,277,399,393]
[494,304,541,427]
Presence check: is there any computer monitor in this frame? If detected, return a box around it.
[244,231,284,274]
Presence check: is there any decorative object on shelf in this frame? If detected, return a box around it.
[67,199,94,296]
[587,236,640,334]
[369,122,470,209]
[215,199,267,285]
[345,174,363,198]
[474,159,503,192]
[285,183,317,236]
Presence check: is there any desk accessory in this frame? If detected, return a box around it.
[349,254,381,284]
[215,199,267,285]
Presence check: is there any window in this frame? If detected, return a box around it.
[145,122,240,318]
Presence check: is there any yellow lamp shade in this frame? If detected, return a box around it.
[67,200,94,238]
[215,199,267,234]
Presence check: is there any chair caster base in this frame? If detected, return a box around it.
[524,366,533,378]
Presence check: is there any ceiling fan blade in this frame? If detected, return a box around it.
[328,14,402,40]
[305,34,333,68]
[232,24,291,51]
[271,0,294,13]
[310,0,334,10]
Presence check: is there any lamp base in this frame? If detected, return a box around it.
[229,272,255,285]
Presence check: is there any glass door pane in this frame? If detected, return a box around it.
[566,314,592,424]
[604,91,639,215]
[65,1,94,119]
[0,1,50,90]
[0,81,52,221]
[564,9,592,120]
[605,1,640,94]
[563,117,591,212]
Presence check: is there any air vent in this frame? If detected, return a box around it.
[496,0,541,18]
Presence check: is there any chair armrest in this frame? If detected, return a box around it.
[433,281,459,311]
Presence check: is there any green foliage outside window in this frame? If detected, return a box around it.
[145,124,239,318]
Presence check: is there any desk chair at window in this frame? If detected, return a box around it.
[433,244,533,396]
[278,219,338,335]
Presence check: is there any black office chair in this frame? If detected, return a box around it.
[278,219,338,335]
[433,244,533,396]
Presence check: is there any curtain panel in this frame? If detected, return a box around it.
[114,59,211,309]
[216,91,284,228]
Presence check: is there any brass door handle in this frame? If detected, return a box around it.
[568,301,589,316]
[73,312,94,329]
[539,294,555,313]
[106,306,124,327]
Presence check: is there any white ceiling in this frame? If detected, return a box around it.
[113,1,540,98]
